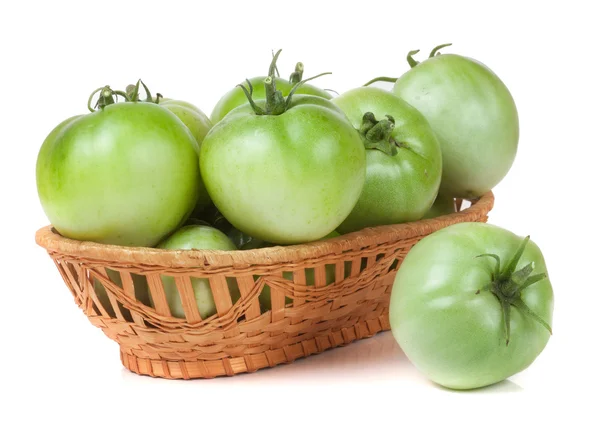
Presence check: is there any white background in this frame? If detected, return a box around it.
[1,0,598,429]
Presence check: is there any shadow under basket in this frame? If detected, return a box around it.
[36,192,494,379]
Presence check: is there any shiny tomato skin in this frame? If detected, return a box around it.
[393,54,519,199]
[332,87,442,233]
[36,102,201,247]
[200,95,366,245]
[159,99,213,212]
[389,223,554,390]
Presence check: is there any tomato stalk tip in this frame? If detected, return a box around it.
[407,49,421,68]
[289,62,304,84]
[358,112,405,156]
[87,85,129,112]
[362,76,398,87]
[429,43,452,57]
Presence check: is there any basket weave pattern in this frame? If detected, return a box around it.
[36,193,494,379]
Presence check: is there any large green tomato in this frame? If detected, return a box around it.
[158,98,213,213]
[389,223,554,390]
[332,87,442,234]
[154,225,239,319]
[374,45,519,199]
[36,97,201,247]
[201,91,366,245]
[210,58,331,124]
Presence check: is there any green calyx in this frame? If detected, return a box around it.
[87,79,163,112]
[476,236,553,346]
[363,42,453,86]
[87,85,129,112]
[125,79,162,104]
[237,49,331,116]
[358,112,404,156]
[407,43,452,68]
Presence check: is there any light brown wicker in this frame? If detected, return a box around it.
[35,192,494,379]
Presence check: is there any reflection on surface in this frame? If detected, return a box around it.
[232,331,409,383]
[120,331,524,393]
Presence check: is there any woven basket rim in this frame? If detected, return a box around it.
[35,191,494,268]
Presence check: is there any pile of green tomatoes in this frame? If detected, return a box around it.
[36,45,553,390]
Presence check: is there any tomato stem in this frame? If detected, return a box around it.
[139,80,154,102]
[476,236,552,345]
[358,112,402,156]
[269,49,282,78]
[429,43,452,57]
[126,81,141,102]
[407,49,421,68]
[363,43,452,87]
[289,62,304,84]
[365,116,395,142]
[125,79,156,103]
[359,112,378,135]
[271,49,281,77]
[87,85,129,112]
[125,79,163,104]
[264,76,287,115]
[283,71,331,110]
[237,79,265,115]
[239,50,330,116]
[363,76,398,87]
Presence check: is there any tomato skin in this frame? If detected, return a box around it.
[210,76,332,124]
[200,95,366,245]
[159,99,213,212]
[389,223,553,390]
[36,102,201,247]
[392,54,519,199]
[332,87,442,233]
[155,225,239,319]
[159,100,212,152]
[422,194,456,219]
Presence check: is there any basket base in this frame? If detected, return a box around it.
[120,314,391,379]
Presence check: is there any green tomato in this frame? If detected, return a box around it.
[332,87,442,233]
[389,223,554,390]
[200,94,366,245]
[211,76,331,124]
[154,225,239,319]
[422,193,456,219]
[159,99,213,213]
[36,101,201,247]
[388,45,519,199]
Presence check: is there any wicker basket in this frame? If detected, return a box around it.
[35,192,494,379]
